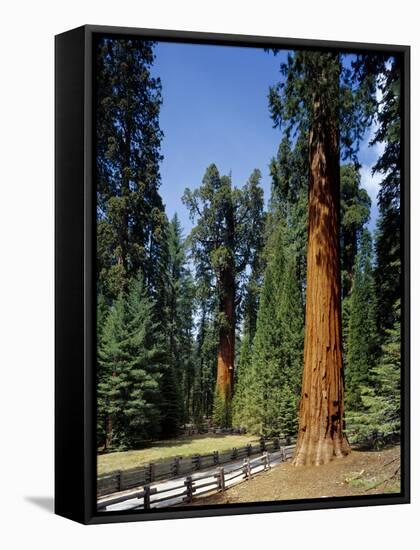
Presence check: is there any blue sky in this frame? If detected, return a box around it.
[152,42,381,235]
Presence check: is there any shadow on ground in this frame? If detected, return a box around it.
[25,496,54,514]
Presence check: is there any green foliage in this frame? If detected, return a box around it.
[183,164,265,299]
[192,308,218,423]
[269,134,308,298]
[373,58,401,335]
[95,37,168,302]
[233,134,306,437]
[212,386,232,429]
[234,219,303,437]
[340,164,371,298]
[232,335,252,428]
[161,215,196,436]
[94,43,402,454]
[268,50,370,162]
[257,230,302,437]
[183,164,265,427]
[346,303,401,443]
[345,230,377,410]
[352,54,401,336]
[344,55,402,445]
[97,277,165,450]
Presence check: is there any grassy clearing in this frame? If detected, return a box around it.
[97,433,259,475]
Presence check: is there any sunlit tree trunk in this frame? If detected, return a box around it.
[293,92,350,466]
[216,268,235,423]
[215,195,235,427]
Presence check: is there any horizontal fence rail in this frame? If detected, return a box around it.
[97,437,292,497]
[98,444,296,511]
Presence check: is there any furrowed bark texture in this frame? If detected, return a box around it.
[216,268,235,422]
[293,97,350,466]
[215,195,235,427]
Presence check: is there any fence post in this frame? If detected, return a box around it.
[219,467,225,492]
[172,457,180,477]
[213,450,219,465]
[262,451,270,470]
[246,443,252,456]
[192,454,201,471]
[242,457,251,480]
[144,484,151,510]
[184,476,193,503]
[148,463,155,483]
[231,447,238,460]
[117,470,122,491]
[260,437,266,452]
[273,437,279,451]
[266,451,271,469]
[242,458,248,479]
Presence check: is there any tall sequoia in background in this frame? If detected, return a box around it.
[95,38,170,447]
[183,165,264,426]
[96,38,167,301]
[269,51,371,465]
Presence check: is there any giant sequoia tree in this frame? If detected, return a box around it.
[183,165,264,426]
[96,38,168,303]
[95,38,174,448]
[269,51,372,465]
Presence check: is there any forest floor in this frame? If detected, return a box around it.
[97,433,259,475]
[191,445,401,505]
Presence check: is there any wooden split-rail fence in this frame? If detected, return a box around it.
[97,437,292,498]
[97,444,295,511]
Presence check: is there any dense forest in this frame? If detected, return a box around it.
[95,38,401,462]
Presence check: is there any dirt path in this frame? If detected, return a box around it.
[192,445,401,505]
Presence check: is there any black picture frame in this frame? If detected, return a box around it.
[55,24,410,525]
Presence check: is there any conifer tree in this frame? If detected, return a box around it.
[192,304,218,426]
[161,214,196,435]
[268,50,373,464]
[96,293,109,447]
[352,54,401,336]
[95,37,168,303]
[340,164,371,299]
[234,220,303,436]
[346,302,401,444]
[232,334,253,429]
[373,58,401,337]
[233,134,306,436]
[183,166,264,426]
[339,164,372,374]
[346,229,377,410]
[269,135,308,301]
[97,277,165,449]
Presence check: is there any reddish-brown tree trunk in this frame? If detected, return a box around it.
[216,268,235,413]
[293,99,350,466]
